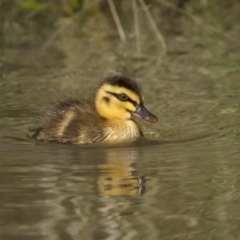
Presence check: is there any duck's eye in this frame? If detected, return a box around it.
[118,93,129,101]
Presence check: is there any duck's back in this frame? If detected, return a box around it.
[32,99,105,144]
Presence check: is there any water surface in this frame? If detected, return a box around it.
[1,5,240,240]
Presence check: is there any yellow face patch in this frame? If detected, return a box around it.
[95,83,142,121]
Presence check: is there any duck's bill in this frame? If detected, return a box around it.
[132,105,158,123]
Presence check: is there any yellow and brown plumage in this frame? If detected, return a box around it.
[32,75,158,144]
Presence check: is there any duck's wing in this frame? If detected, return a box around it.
[32,99,102,144]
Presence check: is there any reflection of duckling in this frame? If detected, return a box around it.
[98,161,146,196]
[97,150,146,196]
[32,75,158,144]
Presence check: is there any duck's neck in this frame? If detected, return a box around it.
[103,119,142,143]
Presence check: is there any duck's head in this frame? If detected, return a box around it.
[95,76,158,123]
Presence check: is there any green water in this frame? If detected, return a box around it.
[1,2,240,239]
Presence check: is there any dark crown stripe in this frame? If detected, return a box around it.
[101,76,142,96]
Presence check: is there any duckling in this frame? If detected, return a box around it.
[32,75,158,144]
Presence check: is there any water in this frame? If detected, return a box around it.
[1,140,240,239]
[1,5,240,240]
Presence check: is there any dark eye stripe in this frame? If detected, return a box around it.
[127,98,137,106]
[106,91,138,106]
